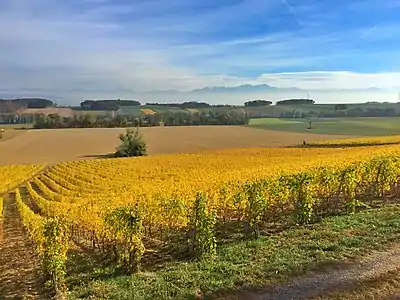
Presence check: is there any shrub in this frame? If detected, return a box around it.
[115,127,147,157]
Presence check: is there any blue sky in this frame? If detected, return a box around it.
[1,0,400,102]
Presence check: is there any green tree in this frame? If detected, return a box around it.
[115,127,147,157]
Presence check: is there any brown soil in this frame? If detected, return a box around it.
[0,126,348,165]
[0,130,27,142]
[0,194,49,299]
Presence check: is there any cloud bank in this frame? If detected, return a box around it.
[1,0,400,103]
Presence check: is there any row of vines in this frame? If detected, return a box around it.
[0,196,3,240]
[0,164,43,243]
[15,144,400,283]
[0,164,43,194]
[309,134,400,147]
[14,188,69,293]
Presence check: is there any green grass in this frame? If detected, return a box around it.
[167,107,191,114]
[116,106,144,117]
[68,204,400,300]
[249,117,400,136]
[249,118,303,126]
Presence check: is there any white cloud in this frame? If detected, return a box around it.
[1,0,400,103]
[258,71,400,90]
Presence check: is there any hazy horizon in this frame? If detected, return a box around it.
[1,90,398,106]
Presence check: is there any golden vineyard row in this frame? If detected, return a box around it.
[21,145,400,237]
[311,135,400,146]
[0,197,3,222]
[15,188,69,288]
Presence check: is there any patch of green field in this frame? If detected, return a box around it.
[68,204,400,300]
[250,118,303,125]
[348,102,400,111]
[249,117,400,136]
[116,106,144,117]
[167,107,190,114]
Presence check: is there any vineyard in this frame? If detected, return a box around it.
[308,135,400,147]
[3,141,400,296]
[0,165,43,194]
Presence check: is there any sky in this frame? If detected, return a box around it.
[1,0,400,104]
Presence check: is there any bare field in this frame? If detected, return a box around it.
[0,126,349,165]
[20,107,76,117]
[0,126,29,142]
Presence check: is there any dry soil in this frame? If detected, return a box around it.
[0,126,348,165]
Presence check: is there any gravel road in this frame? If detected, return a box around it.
[228,245,400,300]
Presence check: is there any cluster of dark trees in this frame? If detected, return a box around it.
[244,100,273,107]
[34,114,161,129]
[163,111,248,126]
[334,104,348,110]
[146,101,211,108]
[0,98,54,110]
[0,114,36,124]
[33,110,248,129]
[276,99,315,105]
[79,100,238,111]
[80,100,141,110]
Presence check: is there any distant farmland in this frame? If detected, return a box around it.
[249,117,400,136]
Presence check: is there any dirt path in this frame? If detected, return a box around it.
[233,246,400,300]
[0,193,49,299]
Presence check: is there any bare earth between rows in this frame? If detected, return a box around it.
[0,194,49,299]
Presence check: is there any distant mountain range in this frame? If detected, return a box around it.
[142,84,388,95]
[191,84,282,93]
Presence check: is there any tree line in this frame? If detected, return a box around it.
[80,99,141,110]
[244,99,315,107]
[0,98,54,111]
[276,99,315,105]
[80,100,238,111]
[33,111,249,129]
[244,100,273,107]
[162,111,248,126]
